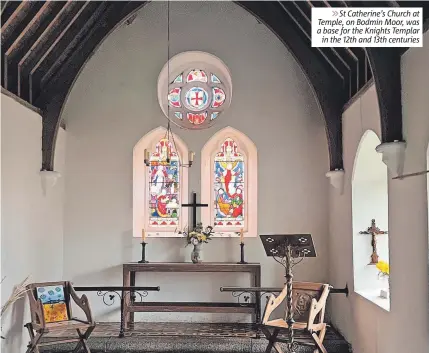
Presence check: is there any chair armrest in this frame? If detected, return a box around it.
[69,286,95,325]
[262,286,288,325]
[26,287,46,329]
[307,285,331,330]
[35,298,46,329]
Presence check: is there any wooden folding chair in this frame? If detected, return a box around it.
[261,282,331,353]
[25,281,95,353]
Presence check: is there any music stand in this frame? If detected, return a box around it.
[259,234,316,353]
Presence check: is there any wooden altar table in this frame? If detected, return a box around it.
[123,262,261,329]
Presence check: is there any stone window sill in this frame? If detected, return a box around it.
[355,289,390,312]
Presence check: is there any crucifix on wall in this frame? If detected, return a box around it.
[182,191,208,230]
[359,219,388,265]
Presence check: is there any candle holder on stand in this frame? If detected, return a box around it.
[237,243,248,264]
[138,241,149,263]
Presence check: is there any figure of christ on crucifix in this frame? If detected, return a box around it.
[182,191,208,230]
[359,219,388,265]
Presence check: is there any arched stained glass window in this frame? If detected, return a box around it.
[201,127,257,238]
[133,127,189,238]
[214,138,245,228]
[148,138,180,227]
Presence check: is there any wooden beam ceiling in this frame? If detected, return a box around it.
[1,0,428,171]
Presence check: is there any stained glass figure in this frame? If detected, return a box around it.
[213,138,244,228]
[187,69,208,83]
[148,138,180,227]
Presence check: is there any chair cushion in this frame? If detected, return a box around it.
[36,285,69,323]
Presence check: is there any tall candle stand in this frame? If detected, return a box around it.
[138,241,149,263]
[237,243,248,264]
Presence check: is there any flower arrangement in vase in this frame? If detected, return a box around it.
[376,260,390,299]
[181,223,214,263]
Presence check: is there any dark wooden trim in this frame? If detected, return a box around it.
[123,262,262,273]
[365,48,403,143]
[342,78,374,113]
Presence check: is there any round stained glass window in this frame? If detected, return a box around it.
[158,52,232,130]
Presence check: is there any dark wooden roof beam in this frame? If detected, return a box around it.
[1,1,15,18]
[17,1,84,101]
[278,2,347,81]
[289,1,352,72]
[37,1,147,171]
[5,2,56,59]
[1,1,41,48]
[4,1,61,95]
[35,2,108,100]
[238,1,345,170]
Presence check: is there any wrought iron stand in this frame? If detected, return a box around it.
[74,286,160,338]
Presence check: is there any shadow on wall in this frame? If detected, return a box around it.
[1,297,26,352]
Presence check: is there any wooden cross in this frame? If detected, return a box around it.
[182,192,208,230]
[359,219,388,265]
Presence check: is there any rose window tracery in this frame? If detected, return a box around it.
[158,52,232,130]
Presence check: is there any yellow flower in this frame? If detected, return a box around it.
[376,260,389,275]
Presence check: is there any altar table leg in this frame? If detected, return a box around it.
[119,294,125,338]
[254,267,261,324]
[130,271,136,330]
[123,268,131,331]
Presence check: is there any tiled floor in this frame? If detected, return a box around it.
[40,322,352,352]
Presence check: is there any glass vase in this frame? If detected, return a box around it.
[379,275,390,299]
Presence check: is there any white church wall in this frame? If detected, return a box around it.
[0,93,66,353]
[329,31,429,353]
[61,2,330,323]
